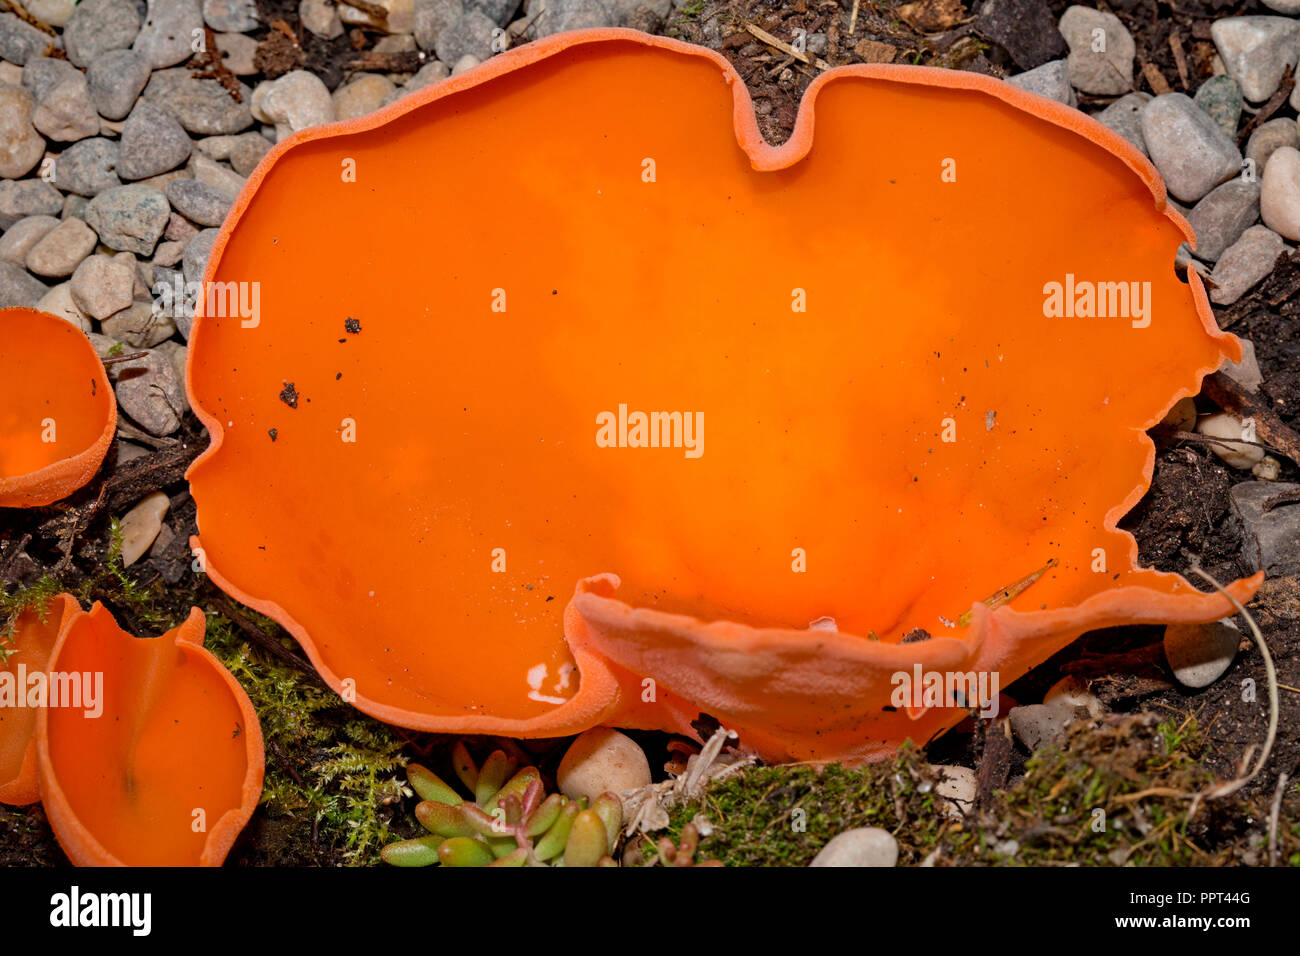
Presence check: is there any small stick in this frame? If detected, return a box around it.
[745,23,831,70]
[849,0,860,35]
[1267,771,1288,867]
[1202,371,1300,465]
[1168,31,1190,90]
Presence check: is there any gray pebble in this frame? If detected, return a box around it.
[1059,5,1134,96]
[143,66,254,135]
[1210,225,1285,305]
[0,12,54,66]
[21,55,80,102]
[64,0,141,68]
[165,178,232,227]
[1164,619,1239,688]
[1141,93,1241,203]
[415,0,461,50]
[405,58,450,91]
[0,179,63,228]
[61,194,90,220]
[1094,92,1150,155]
[1229,481,1300,576]
[1186,178,1259,262]
[37,282,92,330]
[85,183,170,254]
[0,259,49,308]
[204,0,259,32]
[434,9,497,65]
[53,137,122,196]
[1192,74,1242,139]
[133,0,204,70]
[119,100,193,180]
[1211,16,1300,103]
[214,31,257,74]
[182,226,217,286]
[32,69,99,142]
[154,339,190,412]
[87,48,153,120]
[113,348,184,435]
[188,152,245,199]
[1220,336,1262,393]
[474,0,520,26]
[809,827,898,867]
[1006,59,1077,107]
[1245,118,1300,180]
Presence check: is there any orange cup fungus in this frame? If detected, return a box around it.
[0,308,116,508]
[187,30,1260,762]
[0,594,81,805]
[35,603,263,865]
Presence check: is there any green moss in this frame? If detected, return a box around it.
[665,715,1296,867]
[0,574,64,664]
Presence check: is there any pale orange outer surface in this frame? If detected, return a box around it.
[35,603,264,865]
[187,30,1260,762]
[0,308,116,508]
[0,594,80,805]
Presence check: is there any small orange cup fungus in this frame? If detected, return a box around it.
[35,603,263,865]
[0,308,116,508]
[187,30,1259,762]
[0,593,81,805]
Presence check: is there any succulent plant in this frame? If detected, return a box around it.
[381,743,622,867]
[624,823,722,867]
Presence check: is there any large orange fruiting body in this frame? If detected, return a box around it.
[36,604,263,865]
[187,30,1258,761]
[0,594,80,805]
[0,308,116,508]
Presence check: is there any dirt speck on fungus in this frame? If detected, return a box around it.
[279,381,299,409]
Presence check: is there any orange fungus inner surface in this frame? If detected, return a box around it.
[187,32,1250,752]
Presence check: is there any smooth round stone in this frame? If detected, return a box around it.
[338,0,414,33]
[154,341,190,412]
[809,828,899,868]
[25,217,98,277]
[0,178,62,228]
[0,83,44,177]
[1219,337,1262,393]
[227,132,272,175]
[1261,146,1300,240]
[85,183,170,255]
[1059,5,1134,96]
[1164,619,1240,688]
[1141,93,1242,203]
[32,71,99,142]
[405,58,451,92]
[1094,92,1149,155]
[1043,674,1104,717]
[35,281,92,330]
[215,31,257,74]
[451,53,479,75]
[251,70,336,137]
[143,67,255,135]
[0,12,52,66]
[87,48,152,120]
[1186,179,1260,262]
[133,0,204,70]
[435,9,497,67]
[188,152,245,199]
[118,100,192,180]
[63,0,141,68]
[53,137,122,197]
[1197,411,1263,470]
[0,214,58,263]
[1006,58,1076,106]
[204,0,260,32]
[1211,16,1300,103]
[415,0,458,50]
[113,349,184,435]
[26,0,76,28]
[70,252,134,318]
[1193,75,1242,138]
[1261,0,1300,10]
[300,0,343,39]
[1210,225,1286,305]
[21,55,79,101]
[932,765,977,819]
[332,73,396,120]
[1245,119,1300,179]
[1008,703,1071,751]
[118,490,170,566]
[164,178,233,227]
[556,728,651,802]
[0,259,48,308]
